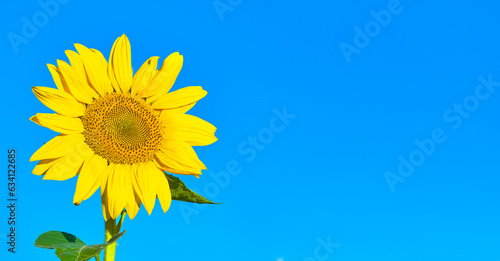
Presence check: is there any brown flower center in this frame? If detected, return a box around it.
[81,93,163,165]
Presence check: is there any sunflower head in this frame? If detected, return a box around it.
[30,34,217,221]
[81,92,164,165]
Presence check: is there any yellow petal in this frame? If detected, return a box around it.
[130,164,141,198]
[120,164,134,218]
[32,87,85,117]
[155,169,171,213]
[30,134,85,161]
[108,34,133,93]
[100,164,111,196]
[170,130,218,147]
[75,43,113,96]
[154,158,201,175]
[102,164,116,217]
[161,114,217,146]
[73,155,107,205]
[101,186,112,221]
[57,59,97,104]
[105,165,119,219]
[43,142,93,181]
[155,140,206,175]
[100,164,116,221]
[125,185,141,220]
[30,113,83,134]
[47,64,70,93]
[105,164,130,219]
[130,164,143,202]
[136,162,158,215]
[88,48,115,94]
[152,86,207,110]
[162,102,197,115]
[127,164,146,219]
[131,56,159,95]
[139,52,183,98]
[32,158,59,175]
[65,50,87,82]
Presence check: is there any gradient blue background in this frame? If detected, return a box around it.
[2,0,500,260]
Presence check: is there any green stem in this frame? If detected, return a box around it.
[117,211,126,232]
[95,254,101,261]
[104,211,125,261]
[104,218,117,261]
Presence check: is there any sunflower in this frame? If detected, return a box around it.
[30,34,217,221]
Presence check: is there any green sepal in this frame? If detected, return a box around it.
[166,173,220,204]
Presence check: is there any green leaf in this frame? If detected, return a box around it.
[35,231,85,249]
[166,173,219,204]
[35,230,126,261]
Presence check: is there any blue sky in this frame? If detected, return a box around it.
[1,0,500,260]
